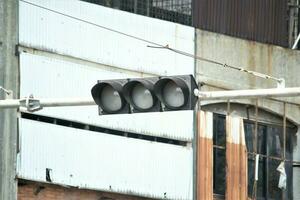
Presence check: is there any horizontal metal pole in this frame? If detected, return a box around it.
[194,87,300,100]
[0,99,20,108]
[0,97,95,109]
[1,87,300,109]
[39,97,95,107]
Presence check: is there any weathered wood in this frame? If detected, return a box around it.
[197,111,213,200]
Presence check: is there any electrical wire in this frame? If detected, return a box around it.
[20,0,282,83]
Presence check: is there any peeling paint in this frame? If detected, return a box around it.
[225,116,248,200]
[197,111,213,200]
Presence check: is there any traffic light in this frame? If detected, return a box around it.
[91,75,198,115]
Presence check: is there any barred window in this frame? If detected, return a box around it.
[212,110,297,199]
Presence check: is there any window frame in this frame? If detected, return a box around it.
[212,112,297,199]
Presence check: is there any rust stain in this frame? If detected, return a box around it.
[225,116,248,200]
[267,46,273,77]
[226,143,248,200]
[197,111,213,200]
[247,42,256,88]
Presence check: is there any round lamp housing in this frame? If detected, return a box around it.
[154,75,197,111]
[91,80,129,114]
[123,78,160,113]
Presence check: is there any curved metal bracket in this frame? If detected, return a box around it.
[19,95,42,112]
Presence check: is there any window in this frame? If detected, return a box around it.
[81,0,192,26]
[213,113,297,199]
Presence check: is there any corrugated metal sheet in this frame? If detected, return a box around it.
[19,0,194,75]
[193,0,288,47]
[20,52,194,141]
[17,118,193,199]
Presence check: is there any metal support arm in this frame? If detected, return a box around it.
[0,96,95,111]
[194,87,300,100]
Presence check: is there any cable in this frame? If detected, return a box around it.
[148,45,282,82]
[20,0,282,83]
[20,0,163,47]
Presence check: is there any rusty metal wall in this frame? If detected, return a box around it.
[196,111,213,200]
[193,0,289,47]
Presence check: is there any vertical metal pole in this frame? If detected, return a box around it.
[0,0,19,200]
[289,0,296,48]
[283,102,287,160]
[254,100,258,154]
[282,102,287,200]
[226,99,230,115]
[194,85,201,200]
[134,0,138,13]
[193,25,198,200]
[252,99,258,200]
[295,0,299,41]
[146,0,150,16]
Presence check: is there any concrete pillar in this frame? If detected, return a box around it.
[0,0,19,200]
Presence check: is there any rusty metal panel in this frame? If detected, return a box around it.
[193,0,288,47]
[197,111,213,200]
[225,116,248,200]
[17,118,193,199]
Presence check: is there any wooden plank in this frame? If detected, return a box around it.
[197,111,213,200]
[225,116,248,200]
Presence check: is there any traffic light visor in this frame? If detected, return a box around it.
[123,79,159,112]
[91,82,126,114]
[154,78,189,110]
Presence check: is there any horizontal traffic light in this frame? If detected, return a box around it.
[91,75,198,115]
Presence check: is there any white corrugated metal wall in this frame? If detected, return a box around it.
[19,52,194,141]
[18,0,195,199]
[18,119,193,199]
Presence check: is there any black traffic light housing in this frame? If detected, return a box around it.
[91,79,129,115]
[91,75,198,115]
[122,77,161,113]
[154,75,198,111]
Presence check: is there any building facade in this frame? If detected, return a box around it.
[0,0,300,200]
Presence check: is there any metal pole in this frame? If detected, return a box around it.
[0,0,18,199]
[194,87,300,100]
[2,87,300,109]
[39,97,95,107]
[292,32,300,49]
[0,97,95,109]
[0,100,19,108]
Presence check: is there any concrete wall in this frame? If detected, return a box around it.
[0,1,19,200]
[196,29,300,125]
[196,29,300,199]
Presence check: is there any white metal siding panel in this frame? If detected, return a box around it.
[19,0,194,76]
[17,118,193,199]
[20,52,194,141]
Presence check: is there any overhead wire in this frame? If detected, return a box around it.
[20,0,282,83]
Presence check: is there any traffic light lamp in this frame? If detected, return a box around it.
[91,75,198,115]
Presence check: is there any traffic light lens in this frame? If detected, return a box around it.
[131,83,154,110]
[162,81,184,108]
[100,85,122,112]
